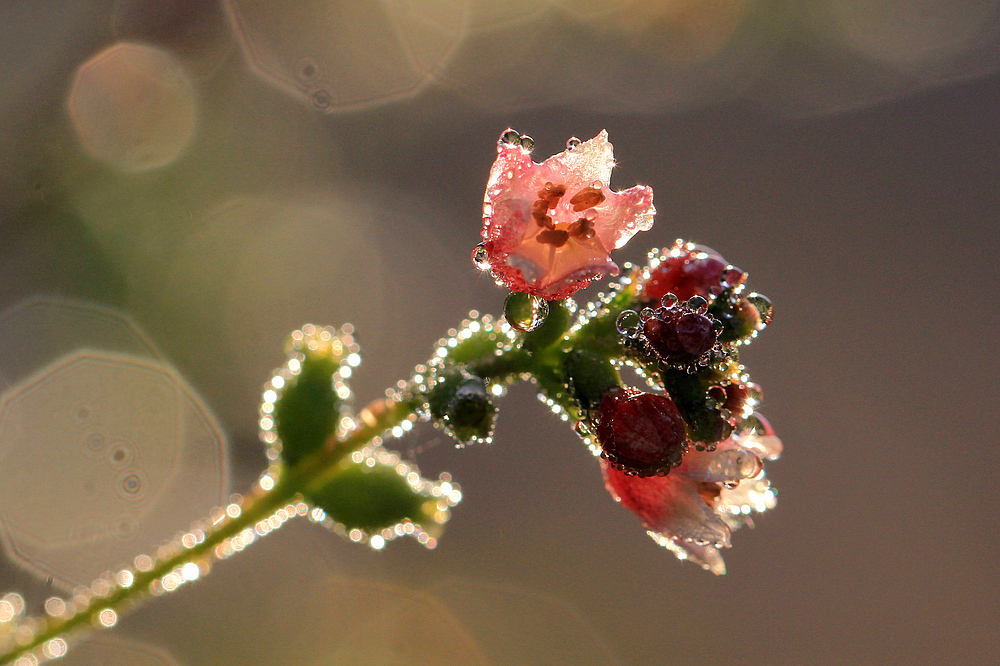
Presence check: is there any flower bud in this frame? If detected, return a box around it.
[640,243,733,305]
[595,388,688,477]
[427,368,497,446]
[634,298,721,369]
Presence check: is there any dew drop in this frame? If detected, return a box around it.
[721,266,745,288]
[500,129,520,145]
[504,292,548,332]
[574,420,590,437]
[747,293,772,326]
[660,293,678,308]
[518,134,534,151]
[639,307,655,322]
[471,243,491,271]
[687,295,708,313]
[707,386,726,408]
[566,137,581,150]
[615,310,640,335]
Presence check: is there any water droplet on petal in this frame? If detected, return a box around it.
[566,137,581,150]
[504,292,548,332]
[500,129,520,145]
[518,134,534,151]
[747,293,772,327]
[615,310,640,335]
[472,243,491,271]
[660,293,678,308]
[639,307,655,322]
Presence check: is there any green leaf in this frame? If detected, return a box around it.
[308,463,428,532]
[273,352,340,466]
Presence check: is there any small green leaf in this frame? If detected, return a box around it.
[309,464,427,532]
[273,353,340,465]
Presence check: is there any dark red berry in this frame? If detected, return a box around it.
[595,388,689,477]
[640,303,719,366]
[641,245,730,304]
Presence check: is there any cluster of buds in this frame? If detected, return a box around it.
[474,129,781,573]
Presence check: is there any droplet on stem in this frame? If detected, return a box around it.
[566,137,581,150]
[504,292,549,332]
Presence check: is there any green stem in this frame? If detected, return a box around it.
[0,392,424,664]
[0,327,548,664]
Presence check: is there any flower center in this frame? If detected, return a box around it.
[532,183,605,248]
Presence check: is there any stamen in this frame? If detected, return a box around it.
[536,228,570,247]
[570,186,605,211]
[567,217,596,240]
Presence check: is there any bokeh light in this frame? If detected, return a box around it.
[811,0,1000,75]
[110,0,234,81]
[68,42,197,172]
[0,296,161,392]
[0,347,228,588]
[224,0,470,112]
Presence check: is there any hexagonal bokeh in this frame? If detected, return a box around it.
[223,0,469,111]
[0,351,228,588]
[67,42,198,173]
[0,296,161,392]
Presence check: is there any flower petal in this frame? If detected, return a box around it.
[593,184,655,251]
[718,473,777,521]
[602,461,731,548]
[647,531,727,575]
[540,129,615,186]
[680,446,762,484]
[506,234,618,298]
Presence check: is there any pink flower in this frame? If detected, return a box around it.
[481,130,655,300]
[602,420,781,574]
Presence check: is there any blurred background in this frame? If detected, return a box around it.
[0,0,997,663]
